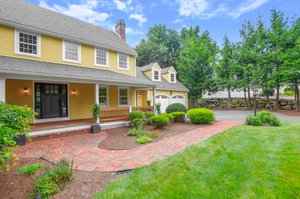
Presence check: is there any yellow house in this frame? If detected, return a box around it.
[0,0,188,126]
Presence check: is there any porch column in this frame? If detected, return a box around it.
[0,77,5,102]
[152,86,156,115]
[95,83,100,123]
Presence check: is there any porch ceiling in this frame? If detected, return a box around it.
[0,56,155,88]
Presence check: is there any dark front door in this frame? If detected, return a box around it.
[35,83,68,119]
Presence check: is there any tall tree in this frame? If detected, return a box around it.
[215,35,236,99]
[135,25,180,68]
[177,27,218,105]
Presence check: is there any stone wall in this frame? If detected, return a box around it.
[199,98,297,110]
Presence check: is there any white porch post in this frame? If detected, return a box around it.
[95,83,100,123]
[152,86,156,115]
[0,77,6,102]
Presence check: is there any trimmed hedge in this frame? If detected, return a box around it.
[150,115,169,129]
[187,108,215,124]
[166,103,187,113]
[257,110,280,126]
[170,112,186,122]
[160,113,175,123]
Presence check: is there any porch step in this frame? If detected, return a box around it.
[30,121,130,139]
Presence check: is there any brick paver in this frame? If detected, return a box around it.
[16,120,243,171]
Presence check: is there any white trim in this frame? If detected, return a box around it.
[95,84,99,104]
[171,94,185,98]
[14,29,41,57]
[156,93,171,98]
[0,77,6,102]
[117,53,129,71]
[99,86,109,108]
[152,69,161,82]
[94,48,109,67]
[34,117,69,123]
[118,87,130,107]
[62,41,81,63]
[134,89,137,107]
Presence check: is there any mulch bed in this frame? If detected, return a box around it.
[0,158,118,199]
[98,123,202,150]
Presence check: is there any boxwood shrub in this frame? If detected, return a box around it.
[187,108,215,124]
[160,113,175,123]
[245,115,263,126]
[257,110,280,126]
[145,111,155,118]
[129,110,145,121]
[166,103,187,113]
[149,115,169,129]
[170,112,186,123]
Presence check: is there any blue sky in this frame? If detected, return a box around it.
[26,0,299,48]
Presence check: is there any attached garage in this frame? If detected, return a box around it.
[155,94,170,113]
[171,94,185,105]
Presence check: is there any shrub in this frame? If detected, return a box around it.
[18,163,44,175]
[160,113,174,123]
[136,136,153,144]
[245,116,263,126]
[0,102,36,172]
[155,103,161,114]
[145,111,155,118]
[32,158,74,198]
[257,110,280,126]
[129,110,145,121]
[187,108,215,124]
[128,128,143,136]
[170,112,186,123]
[284,90,294,96]
[166,103,187,113]
[142,131,160,138]
[132,118,146,129]
[149,115,169,129]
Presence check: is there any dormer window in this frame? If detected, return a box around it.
[170,73,176,83]
[153,70,161,81]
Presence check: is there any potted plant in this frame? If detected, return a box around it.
[91,103,101,133]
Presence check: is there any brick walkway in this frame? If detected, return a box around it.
[16,120,243,171]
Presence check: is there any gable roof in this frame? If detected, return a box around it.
[139,62,159,72]
[0,0,137,56]
[0,56,154,86]
[161,66,176,74]
[136,67,188,92]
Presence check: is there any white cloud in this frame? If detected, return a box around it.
[113,0,133,12]
[177,0,209,17]
[175,0,270,19]
[39,0,109,25]
[229,0,270,18]
[129,13,147,25]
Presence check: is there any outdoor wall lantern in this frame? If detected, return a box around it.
[72,89,77,96]
[253,88,259,116]
[23,87,28,96]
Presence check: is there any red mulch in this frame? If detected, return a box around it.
[0,158,117,199]
[98,122,202,150]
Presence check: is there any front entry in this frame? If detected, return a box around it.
[35,83,68,119]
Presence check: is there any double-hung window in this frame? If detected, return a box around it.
[118,53,129,70]
[63,41,81,63]
[119,87,129,106]
[95,49,109,67]
[99,87,108,107]
[15,30,40,56]
[170,73,176,83]
[153,70,160,81]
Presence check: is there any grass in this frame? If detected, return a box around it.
[94,122,300,199]
[18,163,44,175]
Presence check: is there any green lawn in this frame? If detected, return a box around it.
[95,122,300,199]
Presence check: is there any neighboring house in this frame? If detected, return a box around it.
[0,0,188,124]
[137,63,188,113]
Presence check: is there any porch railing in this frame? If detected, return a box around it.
[101,106,153,120]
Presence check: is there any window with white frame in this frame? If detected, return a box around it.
[16,31,40,56]
[118,53,128,69]
[95,49,108,66]
[153,70,160,81]
[119,88,129,106]
[170,73,176,83]
[99,87,108,107]
[63,41,81,62]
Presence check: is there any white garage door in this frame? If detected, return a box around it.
[156,94,170,113]
[171,95,185,106]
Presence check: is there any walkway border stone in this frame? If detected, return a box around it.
[16,120,243,171]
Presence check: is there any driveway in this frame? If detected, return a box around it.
[214,110,300,122]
